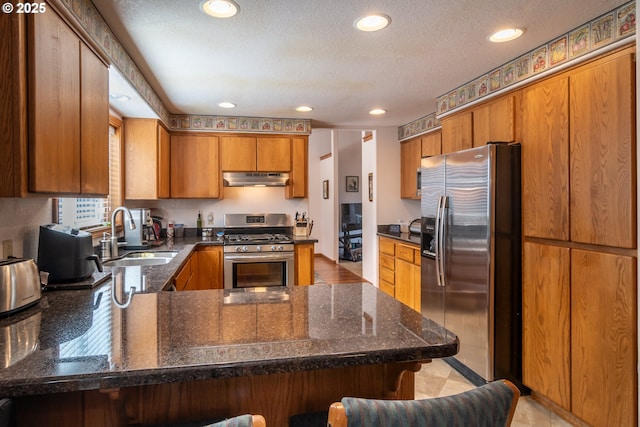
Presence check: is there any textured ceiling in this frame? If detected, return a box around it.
[97,0,630,128]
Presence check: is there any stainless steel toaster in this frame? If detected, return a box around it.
[0,258,41,315]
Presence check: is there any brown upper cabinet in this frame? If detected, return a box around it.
[569,52,636,248]
[520,48,636,248]
[472,95,516,146]
[286,137,308,198]
[400,130,441,199]
[124,118,171,200]
[400,136,422,199]
[221,136,291,172]
[441,111,473,154]
[0,6,109,196]
[170,134,221,199]
[521,75,570,241]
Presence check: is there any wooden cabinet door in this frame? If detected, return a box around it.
[569,52,636,248]
[174,257,192,291]
[157,124,171,198]
[257,137,291,171]
[171,135,220,198]
[521,75,570,240]
[220,136,256,171]
[29,11,81,193]
[421,131,441,157]
[571,249,637,427]
[123,117,162,200]
[294,243,314,286]
[400,137,421,199]
[522,242,571,410]
[195,246,223,290]
[286,137,307,198]
[472,95,515,146]
[394,258,414,310]
[79,43,109,195]
[441,111,472,154]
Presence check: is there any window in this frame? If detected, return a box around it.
[55,116,123,232]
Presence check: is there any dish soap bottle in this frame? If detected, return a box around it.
[196,211,203,236]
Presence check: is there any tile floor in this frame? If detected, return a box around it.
[415,359,572,427]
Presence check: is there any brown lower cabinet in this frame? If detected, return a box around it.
[378,237,420,312]
[175,246,223,291]
[523,241,637,427]
[294,243,315,286]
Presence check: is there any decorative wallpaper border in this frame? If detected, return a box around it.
[399,0,636,140]
[55,0,312,135]
[168,115,312,134]
[397,113,440,140]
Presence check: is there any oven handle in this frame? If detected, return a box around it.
[224,253,294,263]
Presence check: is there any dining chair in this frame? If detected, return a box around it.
[327,379,520,427]
[208,414,266,427]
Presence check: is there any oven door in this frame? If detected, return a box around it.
[223,252,294,289]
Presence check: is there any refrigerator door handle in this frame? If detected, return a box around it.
[434,196,442,287]
[438,195,448,287]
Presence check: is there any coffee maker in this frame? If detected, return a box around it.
[124,208,159,249]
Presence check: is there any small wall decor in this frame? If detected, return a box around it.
[323,180,329,199]
[368,173,373,201]
[346,176,359,192]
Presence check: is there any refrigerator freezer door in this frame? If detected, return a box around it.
[443,145,493,381]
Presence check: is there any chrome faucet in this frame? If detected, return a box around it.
[111,206,136,258]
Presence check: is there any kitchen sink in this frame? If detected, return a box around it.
[104,251,178,267]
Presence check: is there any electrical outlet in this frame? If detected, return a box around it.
[2,240,13,258]
[207,212,214,225]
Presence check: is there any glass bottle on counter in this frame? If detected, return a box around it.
[196,211,202,236]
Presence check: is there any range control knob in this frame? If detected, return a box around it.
[256,246,262,252]
[270,245,276,251]
[242,246,248,252]
[276,245,283,251]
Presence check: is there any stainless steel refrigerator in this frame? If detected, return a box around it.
[420,142,523,389]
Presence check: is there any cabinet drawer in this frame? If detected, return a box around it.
[379,238,395,255]
[396,244,415,263]
[379,266,395,284]
[414,249,421,266]
[379,280,395,297]
[380,254,395,271]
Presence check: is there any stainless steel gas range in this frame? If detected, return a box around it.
[222,213,294,290]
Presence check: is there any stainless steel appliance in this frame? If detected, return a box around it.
[420,143,523,389]
[37,224,103,283]
[0,258,41,315]
[124,208,159,249]
[223,213,294,289]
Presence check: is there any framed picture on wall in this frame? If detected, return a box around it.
[323,180,329,199]
[346,176,359,192]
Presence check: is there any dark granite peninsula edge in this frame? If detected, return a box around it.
[377,224,421,246]
[0,283,458,426]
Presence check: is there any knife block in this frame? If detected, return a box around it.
[294,220,309,236]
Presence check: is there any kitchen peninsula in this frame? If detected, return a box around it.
[0,247,459,426]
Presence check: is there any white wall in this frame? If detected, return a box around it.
[337,131,362,205]
[308,129,333,257]
[0,198,53,259]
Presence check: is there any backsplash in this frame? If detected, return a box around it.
[0,198,52,259]
[125,187,309,230]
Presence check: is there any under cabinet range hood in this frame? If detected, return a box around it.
[223,172,289,187]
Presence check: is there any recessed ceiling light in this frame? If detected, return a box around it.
[354,13,391,32]
[369,108,386,115]
[488,27,525,42]
[109,93,131,102]
[218,102,236,108]
[200,0,239,18]
[296,106,313,112]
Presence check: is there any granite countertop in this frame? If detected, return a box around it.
[0,283,459,397]
[377,225,421,246]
